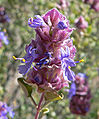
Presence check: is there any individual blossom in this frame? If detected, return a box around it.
[91,0,99,12]
[69,73,91,115]
[75,16,88,30]
[0,6,10,23]
[28,15,47,28]
[13,45,38,75]
[60,46,76,81]
[0,101,15,119]
[0,31,9,48]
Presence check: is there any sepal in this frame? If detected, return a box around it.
[17,77,32,97]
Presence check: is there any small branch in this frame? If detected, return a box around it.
[35,93,45,119]
[30,95,37,108]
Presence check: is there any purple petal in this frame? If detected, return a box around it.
[28,15,46,28]
[61,46,70,59]
[68,82,76,99]
[9,111,15,118]
[65,67,75,81]
[18,61,32,75]
[64,58,76,67]
[57,21,67,30]
[2,36,9,45]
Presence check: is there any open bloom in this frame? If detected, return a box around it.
[61,46,76,81]
[0,101,15,119]
[13,45,37,75]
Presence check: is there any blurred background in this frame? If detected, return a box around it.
[0,0,99,119]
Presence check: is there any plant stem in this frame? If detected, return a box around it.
[35,93,44,119]
[30,95,37,108]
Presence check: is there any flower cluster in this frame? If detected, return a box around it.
[91,0,99,12]
[0,101,15,119]
[83,0,99,12]
[68,73,91,115]
[0,31,9,48]
[0,6,10,23]
[75,16,88,30]
[14,8,78,93]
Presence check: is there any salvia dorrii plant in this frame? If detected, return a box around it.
[0,101,15,119]
[13,8,84,119]
[68,73,92,116]
[0,6,10,23]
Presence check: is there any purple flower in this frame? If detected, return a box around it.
[0,103,15,119]
[69,73,91,115]
[0,6,10,23]
[61,46,76,81]
[75,16,88,30]
[16,8,77,94]
[91,0,99,12]
[68,82,76,99]
[0,32,9,45]
[28,15,47,28]
[13,45,37,75]
[6,106,15,118]
[57,21,67,30]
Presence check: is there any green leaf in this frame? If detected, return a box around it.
[17,77,32,97]
[41,92,64,110]
[44,91,64,102]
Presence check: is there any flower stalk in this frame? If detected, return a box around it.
[35,93,45,119]
[30,95,37,108]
